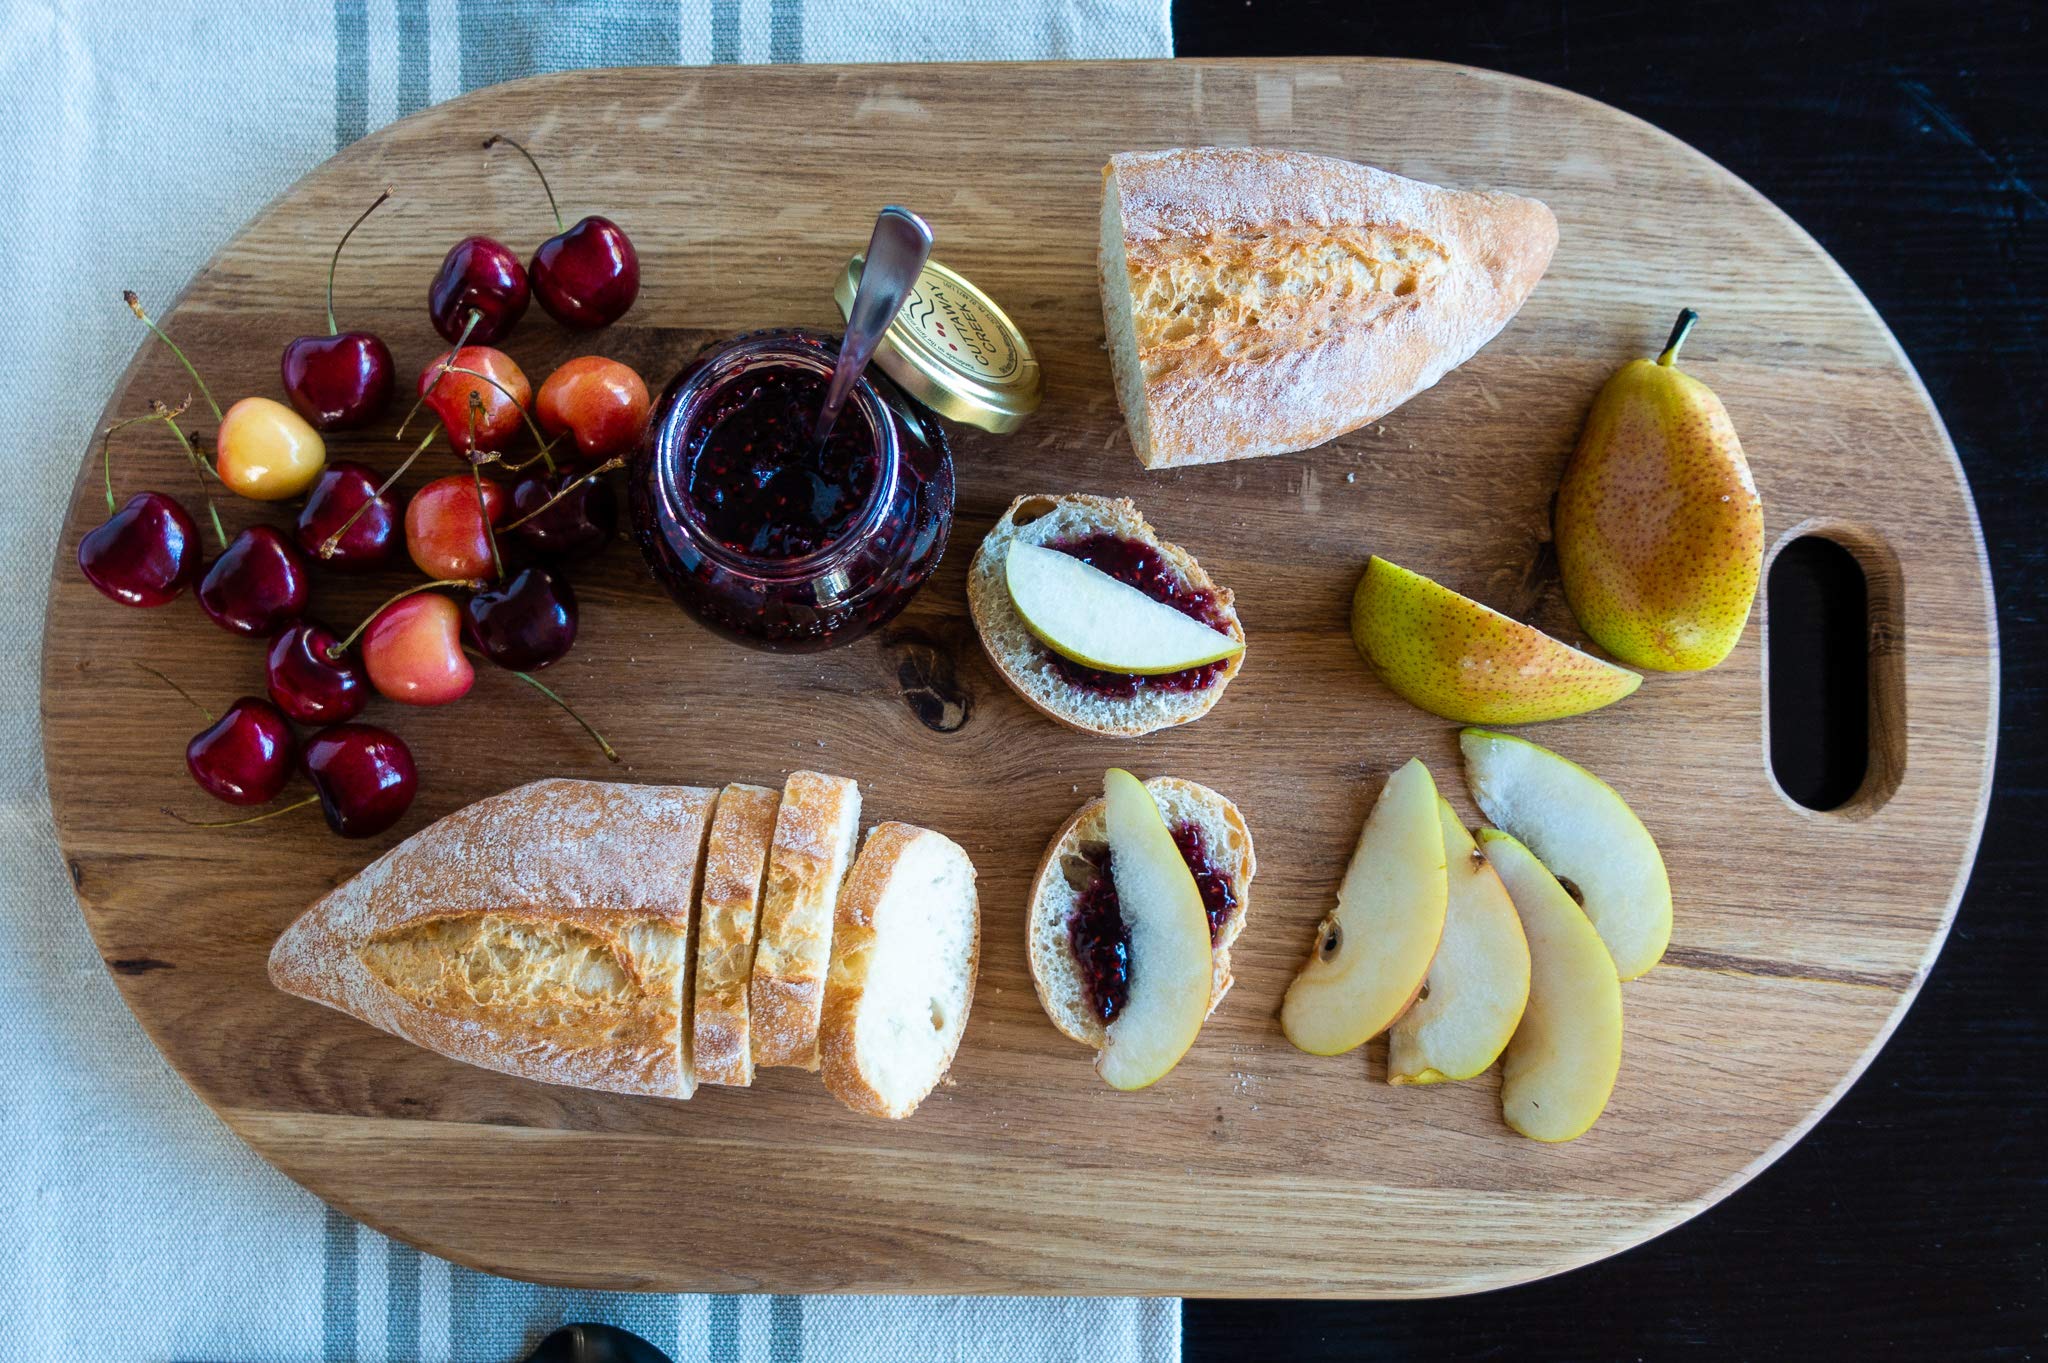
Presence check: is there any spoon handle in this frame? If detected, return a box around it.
[813,206,933,445]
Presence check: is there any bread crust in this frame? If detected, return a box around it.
[690,783,781,1087]
[819,823,982,1119]
[966,494,1245,739]
[1025,776,1256,1049]
[749,770,862,1071]
[267,778,715,1100]
[1101,147,1559,468]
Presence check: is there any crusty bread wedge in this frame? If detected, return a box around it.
[691,783,781,1087]
[967,493,1245,739]
[820,823,980,1119]
[1100,147,1559,468]
[268,778,715,1100]
[1026,776,1255,1048]
[749,770,862,1071]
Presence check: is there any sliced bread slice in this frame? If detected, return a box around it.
[967,494,1245,738]
[1026,775,1255,1049]
[819,822,981,1119]
[691,782,782,1087]
[749,770,862,1071]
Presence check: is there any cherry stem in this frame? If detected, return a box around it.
[500,457,624,533]
[96,406,182,514]
[499,441,561,474]
[319,427,435,558]
[165,793,320,829]
[440,364,550,453]
[395,309,482,440]
[124,291,223,423]
[466,649,620,763]
[1658,308,1699,367]
[133,661,213,722]
[327,189,391,335]
[483,134,563,234]
[469,427,505,583]
[327,578,481,658]
[154,403,229,550]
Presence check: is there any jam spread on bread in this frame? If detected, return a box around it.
[684,364,881,558]
[1069,822,1235,1023]
[1042,533,1232,696]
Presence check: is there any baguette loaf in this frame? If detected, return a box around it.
[967,494,1245,738]
[690,783,782,1087]
[819,823,980,1119]
[268,778,715,1100]
[1100,147,1559,468]
[1027,776,1255,1048]
[749,770,862,1070]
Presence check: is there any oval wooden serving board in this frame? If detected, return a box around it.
[40,59,1995,1297]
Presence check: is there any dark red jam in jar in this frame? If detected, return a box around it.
[1042,534,1233,696]
[629,329,953,650]
[1067,822,1236,1025]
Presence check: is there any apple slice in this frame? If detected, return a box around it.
[1388,799,1532,1084]
[1096,767,1215,1090]
[1480,830,1624,1141]
[1351,556,1640,724]
[1280,758,1448,1056]
[1006,542,1243,674]
[1459,728,1671,980]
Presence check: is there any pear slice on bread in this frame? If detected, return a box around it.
[1100,147,1559,468]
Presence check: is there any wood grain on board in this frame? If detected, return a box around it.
[38,59,1995,1296]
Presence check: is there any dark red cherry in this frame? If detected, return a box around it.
[510,470,616,559]
[533,216,638,329]
[79,492,200,607]
[428,235,528,345]
[463,566,577,670]
[296,461,399,571]
[282,333,394,430]
[186,697,296,805]
[484,136,636,329]
[303,723,417,838]
[198,526,309,637]
[266,620,367,724]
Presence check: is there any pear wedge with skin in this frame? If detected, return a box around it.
[1388,799,1532,1084]
[1351,557,1641,725]
[1280,758,1448,1056]
[1481,830,1624,1142]
[1096,768,1215,1090]
[1554,309,1764,672]
[1460,728,1671,981]
[1006,542,1243,674]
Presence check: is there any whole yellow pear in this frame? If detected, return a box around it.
[1554,310,1763,671]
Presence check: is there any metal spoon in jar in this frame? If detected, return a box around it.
[812,205,933,447]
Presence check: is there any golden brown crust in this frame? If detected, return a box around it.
[267,778,715,1100]
[690,783,781,1087]
[965,494,1246,739]
[749,770,862,1071]
[1101,147,1559,468]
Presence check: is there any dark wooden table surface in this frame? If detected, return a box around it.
[1172,2,2045,1358]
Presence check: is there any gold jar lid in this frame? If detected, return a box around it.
[836,254,1042,433]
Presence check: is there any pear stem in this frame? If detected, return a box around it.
[134,661,213,722]
[124,292,223,422]
[165,793,321,829]
[483,134,563,234]
[327,578,480,658]
[326,189,391,335]
[1658,308,1699,367]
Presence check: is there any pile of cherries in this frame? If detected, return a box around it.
[79,138,647,839]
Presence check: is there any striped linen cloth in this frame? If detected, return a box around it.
[0,3,1176,1360]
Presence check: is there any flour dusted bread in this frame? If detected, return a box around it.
[749,771,862,1070]
[691,783,781,1087]
[1027,776,1255,1048]
[268,778,715,1100]
[819,823,980,1119]
[1100,147,1559,467]
[967,494,1244,738]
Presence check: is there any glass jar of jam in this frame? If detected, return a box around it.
[629,328,954,651]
